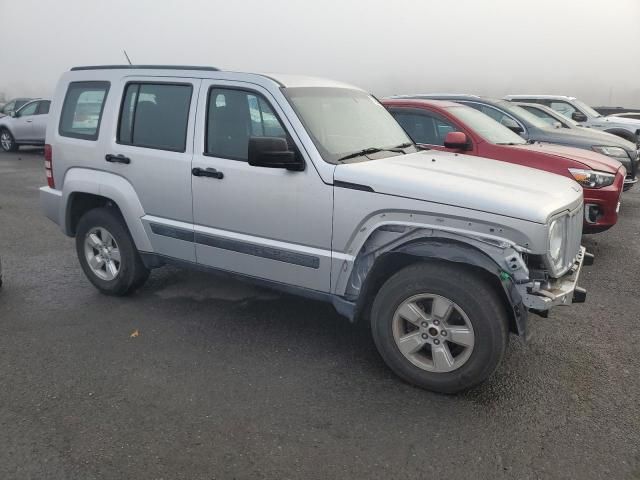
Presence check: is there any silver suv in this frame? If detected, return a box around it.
[0,98,50,151]
[504,95,640,144]
[40,66,590,393]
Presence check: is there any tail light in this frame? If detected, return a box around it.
[44,144,54,188]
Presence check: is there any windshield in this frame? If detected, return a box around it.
[449,106,526,145]
[573,99,602,118]
[521,105,578,127]
[283,87,413,163]
[498,101,550,129]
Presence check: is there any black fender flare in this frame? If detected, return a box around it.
[603,128,637,143]
[356,237,528,336]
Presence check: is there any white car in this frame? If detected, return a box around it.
[504,95,640,144]
[0,99,50,152]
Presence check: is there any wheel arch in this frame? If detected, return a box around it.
[603,128,636,143]
[352,238,527,336]
[62,168,152,252]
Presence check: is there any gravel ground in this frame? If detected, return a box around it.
[0,149,639,479]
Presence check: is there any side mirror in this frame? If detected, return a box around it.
[248,136,303,171]
[552,121,562,129]
[9,111,16,118]
[572,111,587,122]
[443,131,471,150]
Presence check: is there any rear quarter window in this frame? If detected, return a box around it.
[59,81,110,140]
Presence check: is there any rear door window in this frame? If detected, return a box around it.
[118,83,193,152]
[59,82,110,140]
[37,101,50,115]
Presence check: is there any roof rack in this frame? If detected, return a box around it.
[70,65,220,72]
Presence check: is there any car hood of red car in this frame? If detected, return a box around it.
[511,143,623,174]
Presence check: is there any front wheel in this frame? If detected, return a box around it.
[371,262,509,394]
[75,207,149,296]
[0,129,17,152]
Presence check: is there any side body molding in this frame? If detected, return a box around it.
[62,168,152,252]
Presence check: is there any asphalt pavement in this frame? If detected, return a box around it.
[0,149,639,479]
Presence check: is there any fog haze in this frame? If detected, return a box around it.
[1,0,639,106]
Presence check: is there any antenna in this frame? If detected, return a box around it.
[123,49,132,65]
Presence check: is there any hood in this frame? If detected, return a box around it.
[511,143,623,174]
[598,115,640,128]
[334,150,582,224]
[534,125,636,151]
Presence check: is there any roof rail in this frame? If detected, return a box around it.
[70,65,220,72]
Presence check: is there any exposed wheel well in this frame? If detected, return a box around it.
[67,193,123,236]
[353,253,517,334]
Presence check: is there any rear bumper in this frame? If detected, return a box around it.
[519,247,590,311]
[39,186,63,227]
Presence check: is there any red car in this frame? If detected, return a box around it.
[383,99,625,233]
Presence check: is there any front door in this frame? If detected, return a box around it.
[191,81,333,292]
[11,101,39,141]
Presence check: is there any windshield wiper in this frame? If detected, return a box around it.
[337,143,413,162]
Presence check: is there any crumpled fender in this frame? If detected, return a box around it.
[393,238,528,337]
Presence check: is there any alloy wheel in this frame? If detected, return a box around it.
[392,293,475,373]
[83,227,121,281]
[0,131,13,151]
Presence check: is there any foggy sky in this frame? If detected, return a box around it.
[2,0,640,106]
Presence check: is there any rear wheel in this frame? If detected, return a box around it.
[75,207,149,296]
[371,262,509,394]
[0,129,17,152]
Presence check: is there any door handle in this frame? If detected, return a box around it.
[105,154,131,164]
[26,120,33,123]
[192,167,224,179]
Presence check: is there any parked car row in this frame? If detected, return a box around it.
[384,99,625,233]
[392,94,639,191]
[3,64,632,393]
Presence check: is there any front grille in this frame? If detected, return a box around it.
[564,203,583,270]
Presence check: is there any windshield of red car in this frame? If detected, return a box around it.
[448,106,527,145]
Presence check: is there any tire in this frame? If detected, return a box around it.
[75,207,149,296]
[0,129,18,152]
[370,262,509,394]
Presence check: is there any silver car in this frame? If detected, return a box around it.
[40,65,590,393]
[0,99,50,152]
[504,95,640,144]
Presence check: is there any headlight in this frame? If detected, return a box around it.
[548,219,564,264]
[568,168,615,188]
[592,146,629,159]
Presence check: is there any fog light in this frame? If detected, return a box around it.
[585,204,601,224]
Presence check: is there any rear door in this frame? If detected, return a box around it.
[107,77,201,262]
[30,100,50,141]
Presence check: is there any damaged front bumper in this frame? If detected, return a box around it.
[519,247,592,312]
